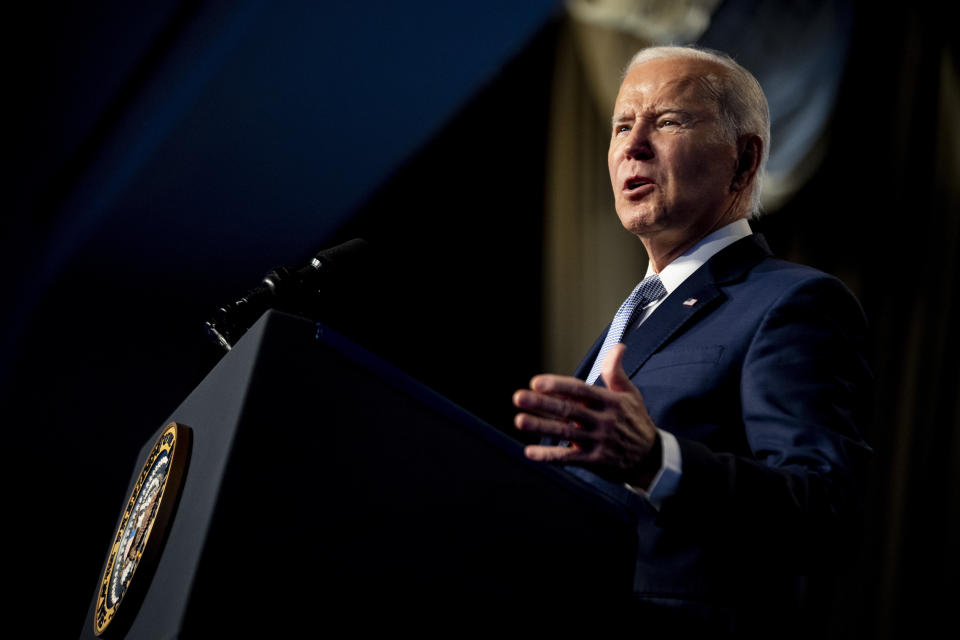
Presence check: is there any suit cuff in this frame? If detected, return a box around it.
[624,429,683,510]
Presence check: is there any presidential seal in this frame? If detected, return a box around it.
[94,422,191,636]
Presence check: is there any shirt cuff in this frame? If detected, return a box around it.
[624,429,683,510]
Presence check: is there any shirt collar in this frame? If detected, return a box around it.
[644,218,753,295]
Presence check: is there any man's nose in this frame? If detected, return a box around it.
[625,124,654,160]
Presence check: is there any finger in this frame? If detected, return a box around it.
[601,343,634,393]
[528,374,609,404]
[524,444,594,464]
[514,412,597,442]
[513,389,601,424]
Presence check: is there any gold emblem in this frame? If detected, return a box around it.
[94,422,191,636]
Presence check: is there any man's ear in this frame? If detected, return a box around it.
[731,134,762,192]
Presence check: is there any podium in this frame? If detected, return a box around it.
[81,311,638,637]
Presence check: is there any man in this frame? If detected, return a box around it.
[513,46,870,629]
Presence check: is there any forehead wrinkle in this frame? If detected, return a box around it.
[616,71,721,120]
[657,74,723,113]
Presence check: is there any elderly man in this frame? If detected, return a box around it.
[513,46,870,629]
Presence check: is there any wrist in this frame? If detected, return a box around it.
[629,432,663,490]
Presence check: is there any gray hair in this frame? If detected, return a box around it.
[625,46,770,217]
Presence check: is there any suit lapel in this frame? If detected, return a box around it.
[619,276,723,379]
[619,234,772,380]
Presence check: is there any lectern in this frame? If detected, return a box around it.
[81,311,638,637]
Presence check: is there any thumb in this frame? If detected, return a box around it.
[601,343,633,392]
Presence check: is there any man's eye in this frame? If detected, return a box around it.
[659,119,678,128]
[616,125,630,134]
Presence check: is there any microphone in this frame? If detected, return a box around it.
[204,238,370,351]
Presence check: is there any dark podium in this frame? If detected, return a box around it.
[82,311,638,637]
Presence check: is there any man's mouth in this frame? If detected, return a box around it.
[625,177,653,191]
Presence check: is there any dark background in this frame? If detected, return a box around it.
[4,1,956,636]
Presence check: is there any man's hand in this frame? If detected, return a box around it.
[512,344,662,488]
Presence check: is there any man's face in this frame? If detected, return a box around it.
[608,57,743,246]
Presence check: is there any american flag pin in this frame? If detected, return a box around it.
[682,298,698,306]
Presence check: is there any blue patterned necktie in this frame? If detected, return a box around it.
[585,274,667,385]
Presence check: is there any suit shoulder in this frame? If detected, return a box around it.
[746,256,860,301]
[744,260,869,346]
[716,254,868,336]
[750,255,840,282]
[710,235,854,296]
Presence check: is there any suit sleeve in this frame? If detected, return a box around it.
[656,276,872,570]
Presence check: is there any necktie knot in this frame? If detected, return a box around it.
[585,274,666,385]
[633,273,667,305]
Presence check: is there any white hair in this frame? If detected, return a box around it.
[625,46,771,217]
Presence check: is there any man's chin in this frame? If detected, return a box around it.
[618,209,666,239]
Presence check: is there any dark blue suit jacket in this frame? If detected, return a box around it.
[569,233,871,627]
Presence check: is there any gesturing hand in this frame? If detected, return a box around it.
[512,344,662,488]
